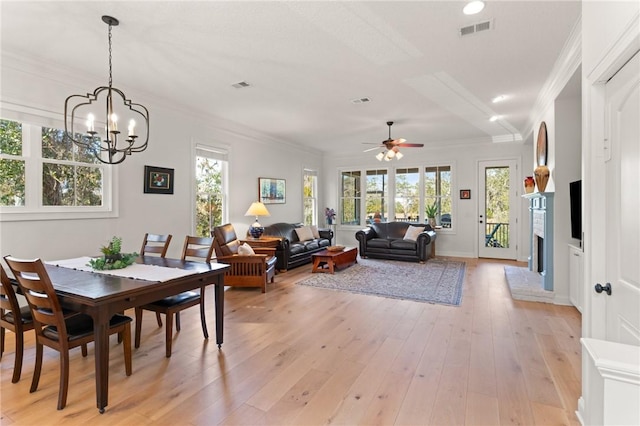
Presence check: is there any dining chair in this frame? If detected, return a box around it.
[212,223,277,293]
[140,233,172,258]
[3,256,132,410]
[1,264,35,383]
[134,236,214,358]
[139,233,173,328]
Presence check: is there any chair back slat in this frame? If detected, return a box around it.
[140,233,172,257]
[1,265,21,315]
[3,257,68,342]
[181,236,214,263]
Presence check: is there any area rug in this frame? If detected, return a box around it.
[298,258,465,306]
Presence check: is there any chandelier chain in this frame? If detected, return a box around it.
[108,23,113,89]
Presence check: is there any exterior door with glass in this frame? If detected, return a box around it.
[478,159,518,259]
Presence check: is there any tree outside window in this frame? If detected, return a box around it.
[425,165,452,228]
[195,156,224,237]
[303,170,318,226]
[395,168,420,222]
[340,170,361,225]
[366,169,387,223]
[0,119,25,206]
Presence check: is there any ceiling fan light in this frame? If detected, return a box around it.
[384,155,391,162]
[395,151,404,160]
[387,149,396,158]
[376,152,385,161]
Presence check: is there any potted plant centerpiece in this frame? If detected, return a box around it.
[88,236,138,270]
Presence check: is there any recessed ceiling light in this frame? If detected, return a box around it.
[492,95,506,103]
[489,115,500,122]
[463,1,485,15]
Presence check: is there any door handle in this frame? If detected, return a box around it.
[594,283,612,296]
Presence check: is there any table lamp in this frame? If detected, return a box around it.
[245,201,270,238]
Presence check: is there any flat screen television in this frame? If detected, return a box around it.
[569,180,582,241]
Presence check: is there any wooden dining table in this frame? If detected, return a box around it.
[44,255,229,413]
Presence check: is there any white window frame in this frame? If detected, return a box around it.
[192,142,229,235]
[303,168,318,226]
[0,103,116,222]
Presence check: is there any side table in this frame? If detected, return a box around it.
[241,236,281,249]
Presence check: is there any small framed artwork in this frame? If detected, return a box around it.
[460,189,471,200]
[144,165,174,194]
[259,177,286,204]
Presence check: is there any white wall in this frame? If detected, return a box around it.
[0,56,323,261]
[323,141,532,260]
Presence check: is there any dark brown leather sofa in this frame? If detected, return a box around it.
[261,223,333,271]
[355,222,436,263]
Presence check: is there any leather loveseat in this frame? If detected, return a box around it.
[261,223,334,271]
[355,222,436,263]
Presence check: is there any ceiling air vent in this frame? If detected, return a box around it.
[459,19,493,37]
[351,97,371,104]
[232,81,251,89]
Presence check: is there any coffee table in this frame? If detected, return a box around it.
[312,247,358,274]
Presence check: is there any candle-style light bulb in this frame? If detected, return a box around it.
[110,113,118,132]
[128,119,136,136]
[86,114,95,132]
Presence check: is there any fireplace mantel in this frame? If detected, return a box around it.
[523,192,554,291]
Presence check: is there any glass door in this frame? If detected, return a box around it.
[478,160,517,259]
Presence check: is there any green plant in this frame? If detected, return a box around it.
[99,236,122,255]
[425,202,438,219]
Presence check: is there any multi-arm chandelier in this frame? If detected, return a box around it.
[64,16,149,165]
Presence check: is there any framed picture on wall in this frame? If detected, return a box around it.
[460,189,471,199]
[258,177,286,204]
[144,165,174,194]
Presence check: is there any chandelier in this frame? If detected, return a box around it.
[64,16,149,165]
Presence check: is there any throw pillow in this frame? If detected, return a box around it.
[295,226,314,242]
[310,225,320,239]
[237,243,255,256]
[403,225,425,241]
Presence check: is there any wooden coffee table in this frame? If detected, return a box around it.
[312,247,358,274]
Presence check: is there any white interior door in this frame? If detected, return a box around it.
[478,159,518,259]
[602,51,640,345]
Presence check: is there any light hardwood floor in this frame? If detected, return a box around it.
[1,257,582,425]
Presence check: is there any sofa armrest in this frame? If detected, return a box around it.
[416,229,437,260]
[355,227,376,257]
[318,228,333,243]
[252,247,276,255]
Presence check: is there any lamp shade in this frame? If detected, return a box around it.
[245,202,270,217]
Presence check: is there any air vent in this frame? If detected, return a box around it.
[351,97,371,104]
[232,81,251,89]
[459,19,493,37]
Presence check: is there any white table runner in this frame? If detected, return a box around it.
[46,257,199,282]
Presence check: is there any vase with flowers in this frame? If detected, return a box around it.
[325,207,336,226]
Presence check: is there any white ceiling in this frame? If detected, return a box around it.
[1,1,581,155]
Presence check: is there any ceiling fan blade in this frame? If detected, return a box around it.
[397,143,424,148]
[390,138,407,145]
[363,145,384,152]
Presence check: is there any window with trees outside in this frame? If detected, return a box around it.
[339,164,454,228]
[366,169,388,223]
[195,146,227,238]
[1,117,109,218]
[303,169,318,225]
[340,170,361,225]
[425,165,452,228]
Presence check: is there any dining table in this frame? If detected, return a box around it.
[44,255,229,413]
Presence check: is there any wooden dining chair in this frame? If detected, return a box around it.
[139,233,173,328]
[1,264,35,383]
[140,233,172,257]
[3,256,133,410]
[134,236,214,358]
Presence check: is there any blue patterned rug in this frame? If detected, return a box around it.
[298,258,465,306]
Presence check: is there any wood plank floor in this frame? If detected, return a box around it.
[0,257,582,425]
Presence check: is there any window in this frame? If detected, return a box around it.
[339,163,454,229]
[340,170,361,225]
[366,169,388,223]
[0,116,112,220]
[394,167,420,222]
[195,146,228,237]
[303,169,318,225]
[425,165,452,228]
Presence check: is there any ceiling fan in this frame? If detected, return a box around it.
[363,121,424,161]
